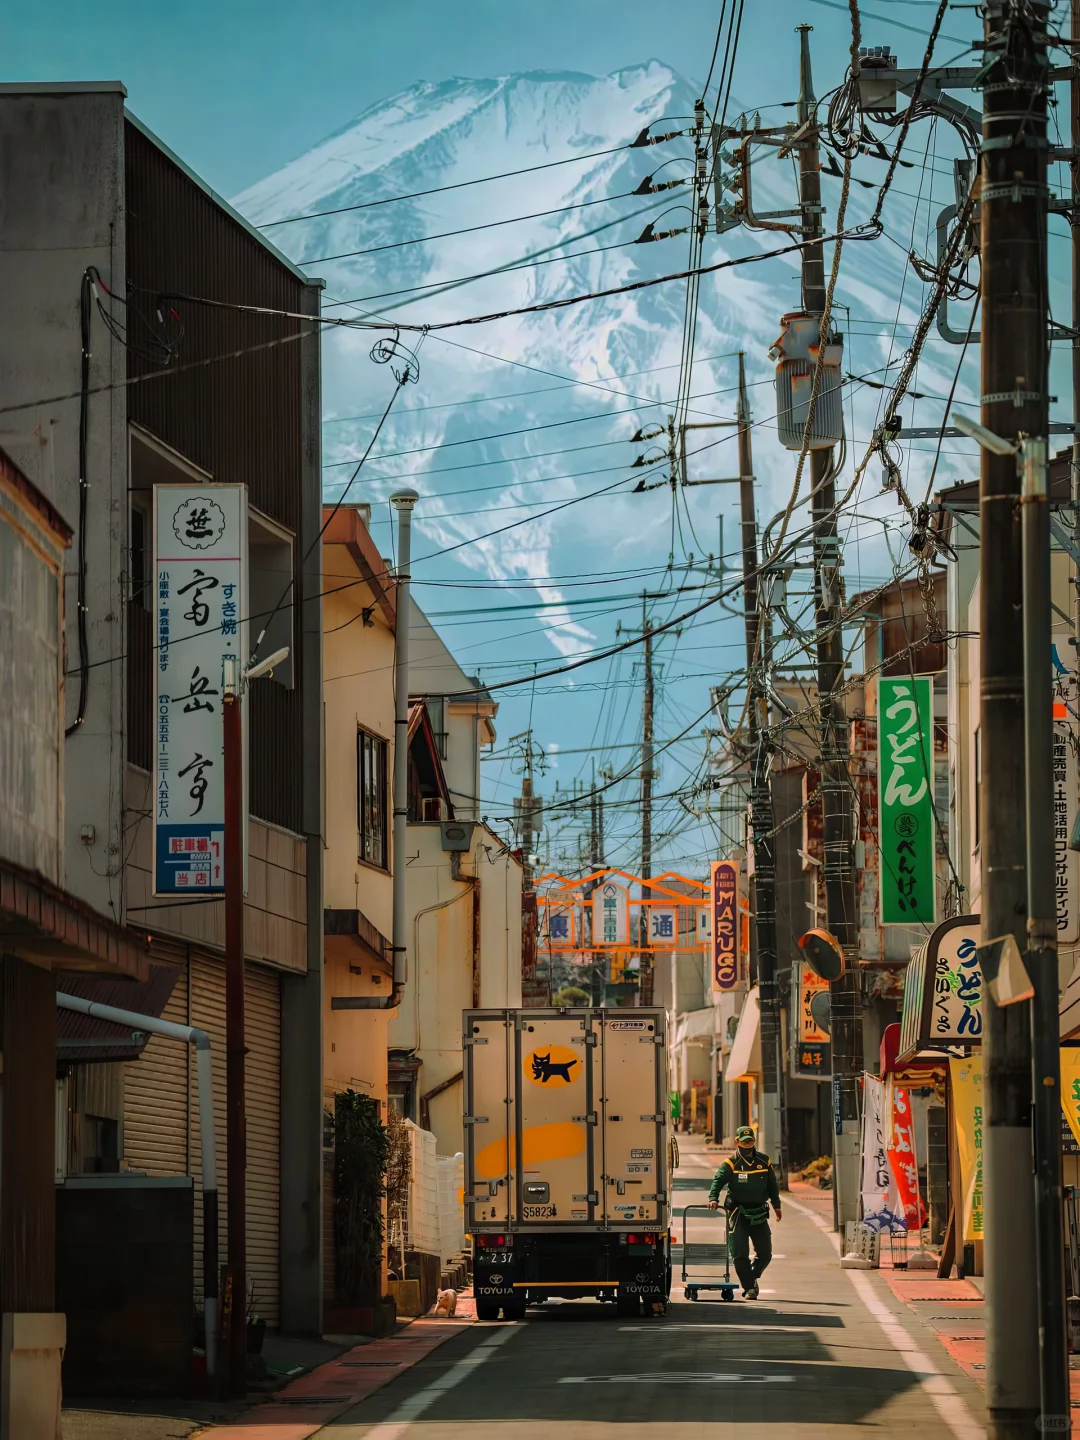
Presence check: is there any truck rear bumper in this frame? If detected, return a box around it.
[474,1232,670,1311]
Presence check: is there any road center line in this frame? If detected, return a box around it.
[783,1196,984,1440]
[345,1323,518,1440]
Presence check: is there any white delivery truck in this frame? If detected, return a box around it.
[463,1006,671,1320]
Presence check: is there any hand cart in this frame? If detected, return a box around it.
[679,1204,735,1302]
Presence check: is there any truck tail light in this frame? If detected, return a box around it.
[476,1235,508,1248]
[627,1233,656,1246]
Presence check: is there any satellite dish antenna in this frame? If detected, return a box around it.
[798,928,846,982]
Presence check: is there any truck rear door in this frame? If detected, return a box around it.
[514,1011,596,1225]
[599,1011,667,1226]
[463,1011,513,1230]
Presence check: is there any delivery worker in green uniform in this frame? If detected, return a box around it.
[708,1124,781,1299]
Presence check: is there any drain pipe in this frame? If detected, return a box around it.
[339,489,418,1012]
[57,992,219,1377]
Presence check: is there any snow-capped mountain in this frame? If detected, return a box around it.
[231,64,984,659]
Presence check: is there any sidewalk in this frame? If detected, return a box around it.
[62,1300,476,1440]
[792,1172,1080,1418]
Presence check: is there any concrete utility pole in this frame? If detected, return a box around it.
[795,23,860,1226]
[979,4,1052,1432]
[735,353,786,1180]
[1073,0,1080,648]
[1020,432,1070,1434]
[640,599,656,1003]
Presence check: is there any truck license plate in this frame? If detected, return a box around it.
[523,1204,556,1219]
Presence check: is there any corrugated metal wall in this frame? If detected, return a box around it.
[123,122,306,830]
[123,950,282,1326]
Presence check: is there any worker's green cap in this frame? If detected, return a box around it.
[735,1125,755,1143]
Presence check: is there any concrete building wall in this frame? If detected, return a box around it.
[407,601,494,821]
[0,466,69,883]
[0,84,129,917]
[322,551,395,933]
[389,824,521,1155]
[320,526,396,1132]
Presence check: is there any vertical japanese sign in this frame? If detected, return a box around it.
[591,880,628,945]
[949,1055,984,1243]
[153,484,247,896]
[1053,719,1079,943]
[792,960,830,1077]
[924,917,982,1045]
[646,905,677,948]
[886,1082,925,1230]
[878,676,936,926]
[710,860,739,991]
[860,1075,897,1224]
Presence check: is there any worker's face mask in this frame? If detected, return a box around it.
[737,1140,754,1156]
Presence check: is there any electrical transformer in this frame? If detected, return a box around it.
[771,311,845,451]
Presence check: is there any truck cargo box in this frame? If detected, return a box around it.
[463,1008,670,1232]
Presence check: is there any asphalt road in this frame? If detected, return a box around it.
[323,1140,987,1439]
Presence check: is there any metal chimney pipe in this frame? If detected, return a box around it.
[388,490,419,1006]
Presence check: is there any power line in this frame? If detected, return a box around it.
[256,136,680,230]
[300,186,677,266]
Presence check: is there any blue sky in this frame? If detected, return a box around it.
[4,0,944,196]
[5,0,1017,877]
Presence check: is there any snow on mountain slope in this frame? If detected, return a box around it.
[232,65,979,658]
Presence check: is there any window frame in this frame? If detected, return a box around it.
[357,726,390,871]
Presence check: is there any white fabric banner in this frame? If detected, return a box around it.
[860,1075,899,1225]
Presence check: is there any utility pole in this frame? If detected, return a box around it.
[979,3,1050,1431]
[1073,0,1080,649]
[587,764,605,1005]
[222,659,246,1397]
[1021,435,1070,1435]
[640,599,656,1004]
[795,24,860,1226]
[735,354,786,1181]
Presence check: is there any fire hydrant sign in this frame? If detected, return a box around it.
[153,485,247,896]
[877,676,936,926]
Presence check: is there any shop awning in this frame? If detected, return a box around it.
[56,962,181,1062]
[0,857,148,980]
[673,1007,717,1048]
[725,985,761,1081]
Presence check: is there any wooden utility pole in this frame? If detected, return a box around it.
[979,3,1051,1431]
[736,353,786,1179]
[796,23,860,1225]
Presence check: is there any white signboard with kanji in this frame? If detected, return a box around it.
[591,880,629,946]
[153,485,247,896]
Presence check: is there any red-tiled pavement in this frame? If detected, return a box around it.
[203,1307,475,1437]
[878,1261,1080,1412]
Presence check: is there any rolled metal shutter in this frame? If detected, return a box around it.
[123,975,189,1177]
[244,964,281,1329]
[188,954,281,1330]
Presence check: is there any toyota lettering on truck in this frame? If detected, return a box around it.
[463,1006,672,1320]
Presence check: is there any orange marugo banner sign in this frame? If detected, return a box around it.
[710,860,739,992]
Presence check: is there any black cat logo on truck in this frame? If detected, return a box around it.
[464,1007,671,1320]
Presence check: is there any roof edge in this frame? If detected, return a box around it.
[0,81,127,95]
[124,111,325,291]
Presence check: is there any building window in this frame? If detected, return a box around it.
[358,728,389,869]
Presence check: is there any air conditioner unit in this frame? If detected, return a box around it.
[422,797,444,822]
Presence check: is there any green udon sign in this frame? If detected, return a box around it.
[877,676,935,926]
